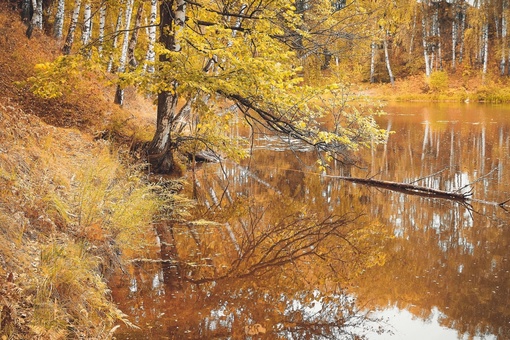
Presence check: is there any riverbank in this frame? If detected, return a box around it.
[3,4,510,338]
[366,72,510,103]
[0,11,163,339]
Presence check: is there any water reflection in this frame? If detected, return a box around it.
[111,265,386,339]
[112,103,510,339]
[351,103,510,340]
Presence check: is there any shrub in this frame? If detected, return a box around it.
[428,71,449,93]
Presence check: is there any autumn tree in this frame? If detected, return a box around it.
[17,0,392,175]
[143,0,387,173]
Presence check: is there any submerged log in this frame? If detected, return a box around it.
[326,175,472,201]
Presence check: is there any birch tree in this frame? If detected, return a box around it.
[147,0,186,172]
[31,0,43,30]
[500,0,508,75]
[459,0,467,65]
[54,0,65,39]
[144,0,158,73]
[107,3,124,72]
[482,21,489,75]
[98,3,107,56]
[114,0,135,105]
[82,2,92,46]
[383,31,395,86]
[452,2,459,70]
[62,0,82,55]
[421,4,432,77]
[127,2,144,68]
[370,41,377,83]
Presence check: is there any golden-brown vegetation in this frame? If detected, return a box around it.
[0,6,164,339]
[3,0,510,338]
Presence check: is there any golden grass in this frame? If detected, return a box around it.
[368,70,510,103]
[0,6,165,338]
[0,96,162,337]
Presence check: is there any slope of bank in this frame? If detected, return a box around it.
[368,72,510,103]
[0,8,162,339]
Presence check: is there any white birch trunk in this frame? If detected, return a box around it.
[383,32,394,86]
[128,3,144,68]
[435,7,442,70]
[144,0,158,73]
[63,0,82,55]
[482,22,489,75]
[231,4,247,40]
[118,0,135,73]
[459,2,466,64]
[98,5,107,56]
[115,0,135,105]
[422,16,431,77]
[82,2,92,46]
[370,41,376,83]
[452,20,457,69]
[174,0,186,52]
[54,0,65,39]
[31,0,43,30]
[501,10,508,75]
[409,8,417,55]
[107,4,124,73]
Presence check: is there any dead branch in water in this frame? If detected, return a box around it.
[324,175,472,201]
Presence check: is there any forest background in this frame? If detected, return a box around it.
[1,0,510,339]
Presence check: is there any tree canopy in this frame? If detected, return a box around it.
[19,0,510,173]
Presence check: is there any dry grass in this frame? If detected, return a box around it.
[0,92,160,339]
[0,5,164,339]
[368,68,510,103]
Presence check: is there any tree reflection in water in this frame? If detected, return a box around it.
[112,103,510,339]
[112,151,391,339]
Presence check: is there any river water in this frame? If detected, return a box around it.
[112,102,510,339]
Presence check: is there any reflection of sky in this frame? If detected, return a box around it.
[366,307,496,340]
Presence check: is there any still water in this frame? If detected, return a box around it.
[112,102,510,339]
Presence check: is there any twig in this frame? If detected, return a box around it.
[456,167,498,193]
[408,166,450,184]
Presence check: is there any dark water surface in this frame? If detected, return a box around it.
[112,103,510,339]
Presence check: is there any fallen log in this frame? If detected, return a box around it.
[324,175,472,201]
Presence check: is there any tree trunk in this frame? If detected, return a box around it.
[482,22,489,76]
[31,0,42,29]
[325,175,471,201]
[147,0,186,174]
[21,0,31,25]
[383,32,394,86]
[81,2,92,46]
[501,8,507,75]
[128,2,144,68]
[26,0,43,37]
[409,7,417,56]
[422,15,431,77]
[62,0,82,55]
[53,0,65,39]
[98,4,106,56]
[144,0,158,73]
[114,0,135,106]
[433,5,442,70]
[107,2,124,73]
[452,18,457,70]
[370,41,376,83]
[459,1,466,64]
